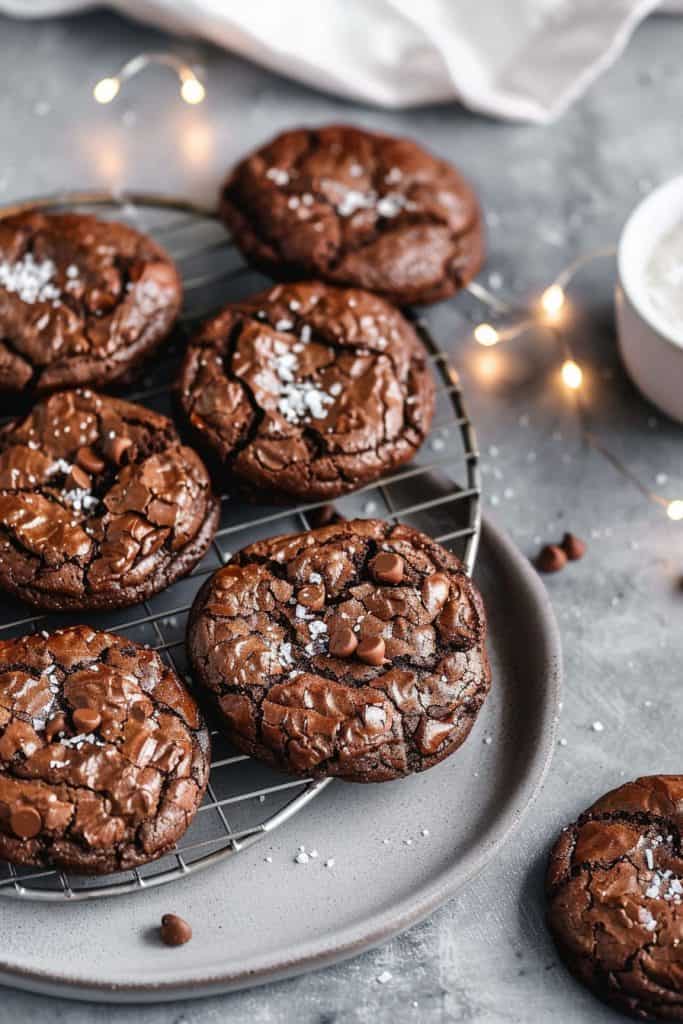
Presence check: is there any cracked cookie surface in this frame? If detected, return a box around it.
[0,212,182,393]
[0,389,219,609]
[177,281,435,501]
[220,124,484,305]
[187,519,490,783]
[0,626,210,874]
[546,775,683,1020]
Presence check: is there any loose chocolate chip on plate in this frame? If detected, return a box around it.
[10,806,42,839]
[371,552,404,584]
[561,532,586,561]
[160,914,192,947]
[537,544,567,573]
[72,707,102,732]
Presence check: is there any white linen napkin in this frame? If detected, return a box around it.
[0,0,678,122]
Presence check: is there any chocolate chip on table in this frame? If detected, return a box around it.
[357,636,386,666]
[561,532,586,561]
[370,552,404,584]
[329,626,358,658]
[536,544,567,573]
[10,806,42,839]
[72,707,102,732]
[160,914,192,947]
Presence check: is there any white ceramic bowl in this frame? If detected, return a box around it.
[616,174,683,423]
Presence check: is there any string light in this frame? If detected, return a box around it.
[93,77,120,104]
[474,323,500,347]
[541,284,566,321]
[464,243,681,523]
[560,359,583,390]
[93,53,206,106]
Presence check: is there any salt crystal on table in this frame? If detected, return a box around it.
[591,721,604,732]
[376,971,392,984]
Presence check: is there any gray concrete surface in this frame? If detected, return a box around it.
[0,8,681,1023]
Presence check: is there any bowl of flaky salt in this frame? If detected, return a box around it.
[616,174,683,424]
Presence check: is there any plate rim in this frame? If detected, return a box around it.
[0,514,562,1004]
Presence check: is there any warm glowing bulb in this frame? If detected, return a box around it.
[667,499,683,521]
[93,77,120,104]
[474,323,499,347]
[561,359,583,390]
[180,77,206,105]
[541,284,566,320]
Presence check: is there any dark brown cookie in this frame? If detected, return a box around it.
[177,281,435,501]
[0,626,210,874]
[0,389,219,610]
[0,211,182,393]
[546,775,683,1020]
[187,519,490,783]
[219,124,484,305]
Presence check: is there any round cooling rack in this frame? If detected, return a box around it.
[0,191,483,903]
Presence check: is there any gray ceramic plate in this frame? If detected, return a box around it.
[0,517,561,1003]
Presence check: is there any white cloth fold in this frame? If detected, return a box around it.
[0,0,680,122]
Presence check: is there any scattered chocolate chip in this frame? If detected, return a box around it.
[357,636,386,666]
[371,552,404,585]
[296,583,325,611]
[10,806,42,839]
[75,445,106,475]
[562,532,586,561]
[329,626,358,658]
[160,914,192,946]
[537,544,567,573]
[104,434,133,465]
[45,713,67,742]
[65,464,91,492]
[72,707,102,732]
[421,573,450,612]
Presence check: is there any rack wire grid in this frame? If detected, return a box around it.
[0,191,482,901]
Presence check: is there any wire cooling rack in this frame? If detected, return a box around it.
[0,191,482,901]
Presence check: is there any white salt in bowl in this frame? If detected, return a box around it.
[616,174,683,423]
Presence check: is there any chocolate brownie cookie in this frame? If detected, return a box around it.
[0,211,182,393]
[187,519,490,783]
[0,389,219,610]
[177,281,435,501]
[220,124,484,305]
[547,776,683,1020]
[0,626,210,874]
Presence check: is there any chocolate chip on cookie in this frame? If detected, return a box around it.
[177,281,435,501]
[0,626,210,873]
[0,212,182,393]
[0,389,219,609]
[546,775,683,1020]
[187,518,490,783]
[220,124,484,305]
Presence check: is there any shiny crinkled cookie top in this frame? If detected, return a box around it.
[0,626,210,873]
[219,123,484,305]
[187,519,491,783]
[0,211,182,393]
[177,281,435,501]
[546,775,683,1021]
[0,389,218,610]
